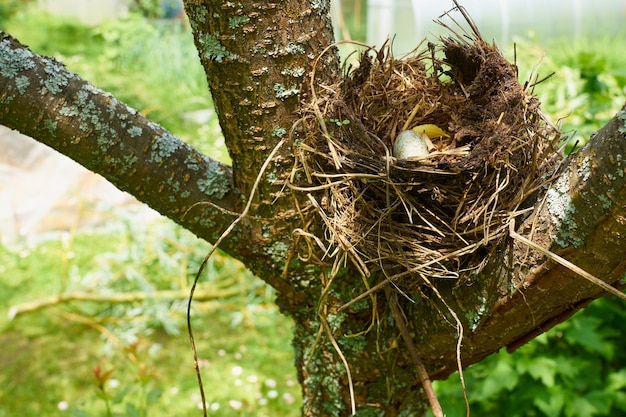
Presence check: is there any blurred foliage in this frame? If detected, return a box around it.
[430,295,626,417]
[0,0,30,24]
[0,214,300,417]
[130,0,184,19]
[513,33,626,153]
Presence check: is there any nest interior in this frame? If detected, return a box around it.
[293,32,562,290]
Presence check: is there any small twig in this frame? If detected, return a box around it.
[320,314,357,415]
[8,287,247,319]
[386,288,444,417]
[319,262,357,415]
[187,139,285,417]
[451,0,482,39]
[418,272,470,417]
[338,243,488,312]
[508,220,626,302]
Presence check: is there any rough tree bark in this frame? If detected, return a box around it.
[1,1,626,415]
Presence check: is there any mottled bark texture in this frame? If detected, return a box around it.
[1,1,626,415]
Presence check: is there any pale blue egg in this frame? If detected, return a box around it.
[392,130,429,159]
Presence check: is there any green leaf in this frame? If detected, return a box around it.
[552,355,582,381]
[125,402,142,417]
[534,386,565,416]
[112,386,132,404]
[146,388,163,406]
[564,392,611,417]
[475,359,518,400]
[613,391,626,411]
[564,315,615,359]
[565,391,612,417]
[565,397,599,417]
[608,369,626,391]
[521,357,558,387]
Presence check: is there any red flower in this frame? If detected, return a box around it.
[93,364,115,389]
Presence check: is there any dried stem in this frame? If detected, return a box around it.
[386,287,444,417]
[187,139,285,417]
[509,220,626,301]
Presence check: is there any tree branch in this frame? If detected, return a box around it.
[7,287,248,319]
[424,105,626,379]
[0,32,244,256]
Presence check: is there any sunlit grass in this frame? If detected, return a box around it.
[507,32,626,151]
[0,219,301,417]
[0,5,299,416]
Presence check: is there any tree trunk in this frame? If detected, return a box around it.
[1,1,626,415]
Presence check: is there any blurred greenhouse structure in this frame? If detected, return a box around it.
[365,0,626,53]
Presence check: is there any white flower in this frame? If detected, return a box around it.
[57,401,69,411]
[282,393,296,404]
[231,365,243,376]
[228,400,243,410]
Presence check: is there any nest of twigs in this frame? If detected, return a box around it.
[291,25,562,292]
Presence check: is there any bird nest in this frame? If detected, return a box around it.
[290,30,563,292]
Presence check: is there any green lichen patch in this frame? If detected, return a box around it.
[266,241,290,264]
[196,160,231,199]
[127,126,143,138]
[547,175,584,247]
[41,58,70,94]
[15,75,29,94]
[198,33,238,63]
[228,15,250,29]
[597,194,613,210]
[43,118,57,135]
[274,83,300,100]
[119,154,138,175]
[149,132,183,163]
[272,126,287,138]
[266,172,278,184]
[285,42,306,55]
[0,37,36,78]
[183,154,203,172]
[281,67,306,78]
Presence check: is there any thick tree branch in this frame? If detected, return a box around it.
[184,0,339,201]
[0,32,244,256]
[181,0,340,296]
[472,105,626,357]
[417,105,626,379]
